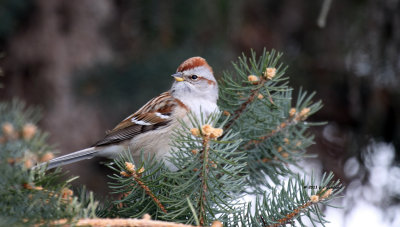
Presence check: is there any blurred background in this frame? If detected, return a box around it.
[0,0,399,226]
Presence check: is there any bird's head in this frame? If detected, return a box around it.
[170,57,218,103]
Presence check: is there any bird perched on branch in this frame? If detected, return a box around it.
[37,57,218,170]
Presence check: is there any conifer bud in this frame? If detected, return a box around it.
[24,159,34,168]
[120,171,130,177]
[210,160,217,168]
[61,188,73,199]
[22,123,37,140]
[297,107,311,120]
[190,128,201,137]
[320,188,333,200]
[248,75,259,84]
[310,195,319,203]
[2,122,15,137]
[34,186,43,191]
[210,128,223,139]
[289,108,297,117]
[40,152,55,162]
[257,93,264,99]
[125,162,135,173]
[264,67,276,80]
[283,138,289,144]
[142,214,151,220]
[191,125,223,139]
[211,220,223,227]
[201,124,213,136]
[137,167,145,174]
[300,107,310,116]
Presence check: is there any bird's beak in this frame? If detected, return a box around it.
[171,72,184,82]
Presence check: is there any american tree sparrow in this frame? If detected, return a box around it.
[39,57,218,170]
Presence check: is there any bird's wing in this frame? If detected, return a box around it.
[93,92,187,147]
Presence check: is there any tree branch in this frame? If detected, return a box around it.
[224,77,269,130]
[198,136,210,226]
[121,162,167,213]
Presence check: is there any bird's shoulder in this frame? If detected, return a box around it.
[93,92,188,147]
[110,92,188,133]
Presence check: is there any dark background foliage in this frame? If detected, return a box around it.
[1,0,399,225]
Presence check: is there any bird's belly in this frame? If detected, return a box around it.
[130,127,173,160]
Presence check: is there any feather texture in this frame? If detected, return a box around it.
[93,92,186,147]
[34,147,98,170]
[176,56,213,73]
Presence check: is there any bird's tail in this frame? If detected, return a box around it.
[34,147,99,170]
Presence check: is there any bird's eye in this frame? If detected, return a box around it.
[190,75,198,80]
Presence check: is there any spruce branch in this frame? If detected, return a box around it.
[218,49,324,190]
[240,172,343,227]
[223,50,283,130]
[191,124,224,226]
[120,161,167,213]
[159,112,247,225]
[0,100,98,225]
[247,104,316,147]
[199,132,210,226]
[106,151,167,218]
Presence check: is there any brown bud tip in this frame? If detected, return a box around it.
[257,93,264,99]
[248,75,260,84]
[283,138,289,144]
[40,152,55,162]
[289,108,297,117]
[210,161,217,168]
[210,128,223,139]
[24,159,33,169]
[22,123,37,140]
[23,183,34,190]
[264,67,277,80]
[262,157,270,163]
[201,124,213,136]
[2,122,15,137]
[320,188,333,200]
[299,107,311,120]
[34,186,43,191]
[211,220,223,227]
[125,162,135,173]
[142,213,151,220]
[223,110,230,116]
[61,188,73,199]
[137,167,145,174]
[190,128,201,137]
[120,171,130,177]
[310,195,320,203]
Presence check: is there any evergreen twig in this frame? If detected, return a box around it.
[121,162,167,213]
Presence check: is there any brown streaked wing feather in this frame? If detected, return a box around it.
[110,92,174,133]
[92,121,169,146]
[92,92,178,147]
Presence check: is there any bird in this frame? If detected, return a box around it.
[37,57,219,170]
